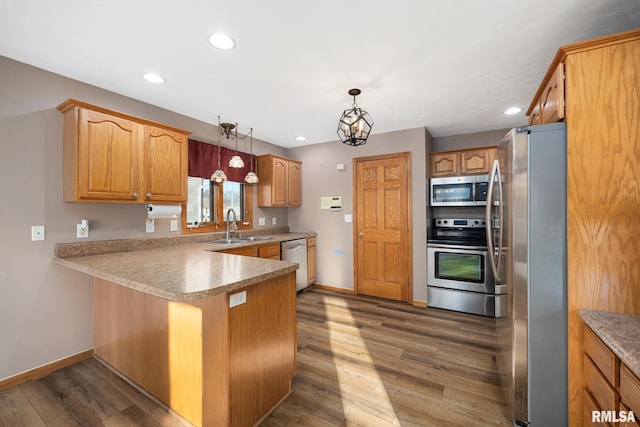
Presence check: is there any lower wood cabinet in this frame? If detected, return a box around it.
[258,243,281,260]
[583,323,640,426]
[221,242,280,259]
[307,237,316,285]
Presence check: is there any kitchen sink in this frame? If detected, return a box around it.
[239,236,274,241]
[205,239,245,244]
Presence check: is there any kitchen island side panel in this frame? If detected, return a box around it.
[93,271,297,427]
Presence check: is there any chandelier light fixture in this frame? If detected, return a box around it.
[210,116,228,183]
[244,128,259,184]
[337,88,373,146]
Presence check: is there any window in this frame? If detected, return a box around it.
[183,177,252,233]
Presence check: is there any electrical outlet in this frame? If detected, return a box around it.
[272,217,277,226]
[259,217,266,226]
[31,225,45,241]
[170,220,178,232]
[146,218,155,233]
[229,291,247,308]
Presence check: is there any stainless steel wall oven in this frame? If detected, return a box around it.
[427,218,506,317]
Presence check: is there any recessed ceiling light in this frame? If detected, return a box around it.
[142,73,166,84]
[504,107,522,115]
[295,136,307,141]
[209,33,235,50]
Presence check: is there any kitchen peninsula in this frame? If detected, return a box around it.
[53,234,303,427]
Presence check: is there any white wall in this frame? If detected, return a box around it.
[287,127,431,303]
[0,56,285,381]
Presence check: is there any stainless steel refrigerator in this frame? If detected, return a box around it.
[486,122,568,426]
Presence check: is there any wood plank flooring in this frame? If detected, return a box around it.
[0,289,511,426]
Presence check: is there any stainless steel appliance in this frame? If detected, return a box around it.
[427,218,506,317]
[430,174,489,206]
[281,238,308,292]
[487,123,567,426]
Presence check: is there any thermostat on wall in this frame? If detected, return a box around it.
[320,196,342,211]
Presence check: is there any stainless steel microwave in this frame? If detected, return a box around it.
[430,175,489,206]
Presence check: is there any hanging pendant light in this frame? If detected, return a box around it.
[244,128,259,184]
[337,88,373,146]
[228,123,245,168]
[210,116,227,183]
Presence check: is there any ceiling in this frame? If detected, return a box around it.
[1,1,639,148]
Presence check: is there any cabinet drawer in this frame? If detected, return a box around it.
[585,354,618,412]
[258,244,280,259]
[222,247,258,257]
[584,325,618,386]
[583,388,611,427]
[621,364,640,415]
[307,236,316,247]
[620,401,640,427]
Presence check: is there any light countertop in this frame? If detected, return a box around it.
[53,230,314,302]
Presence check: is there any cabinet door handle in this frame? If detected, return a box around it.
[146,193,152,199]
[132,192,139,199]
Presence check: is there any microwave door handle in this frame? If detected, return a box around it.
[485,159,499,278]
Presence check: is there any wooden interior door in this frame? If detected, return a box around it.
[354,153,411,302]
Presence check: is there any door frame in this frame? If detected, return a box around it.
[352,151,413,302]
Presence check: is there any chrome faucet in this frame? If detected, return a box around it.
[225,208,238,239]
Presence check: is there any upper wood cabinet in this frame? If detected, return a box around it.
[527,61,565,125]
[430,146,496,177]
[256,154,302,207]
[57,99,190,203]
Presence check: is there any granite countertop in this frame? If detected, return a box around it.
[53,230,315,302]
[579,309,640,378]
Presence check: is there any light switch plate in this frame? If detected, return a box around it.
[31,225,45,241]
[259,217,266,226]
[272,217,277,225]
[146,218,155,233]
[170,220,178,232]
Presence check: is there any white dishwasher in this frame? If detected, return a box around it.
[281,238,308,291]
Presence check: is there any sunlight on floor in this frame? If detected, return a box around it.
[322,296,402,426]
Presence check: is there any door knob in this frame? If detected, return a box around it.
[357,232,364,237]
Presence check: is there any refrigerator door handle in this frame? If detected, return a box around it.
[485,159,503,279]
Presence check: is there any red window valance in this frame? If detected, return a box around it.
[188,139,255,183]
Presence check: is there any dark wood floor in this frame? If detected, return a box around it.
[0,289,511,426]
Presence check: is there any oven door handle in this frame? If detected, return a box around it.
[485,159,503,280]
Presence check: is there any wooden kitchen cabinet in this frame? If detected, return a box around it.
[256,154,302,207]
[221,246,258,257]
[621,365,640,426]
[258,243,281,260]
[546,29,640,425]
[222,242,281,260]
[582,323,640,426]
[307,236,316,285]
[429,146,496,177]
[57,99,190,203]
[527,62,565,125]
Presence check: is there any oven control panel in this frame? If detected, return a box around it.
[434,218,486,228]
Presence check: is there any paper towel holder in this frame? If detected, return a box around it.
[146,203,182,219]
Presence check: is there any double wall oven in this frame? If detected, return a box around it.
[427,218,506,317]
